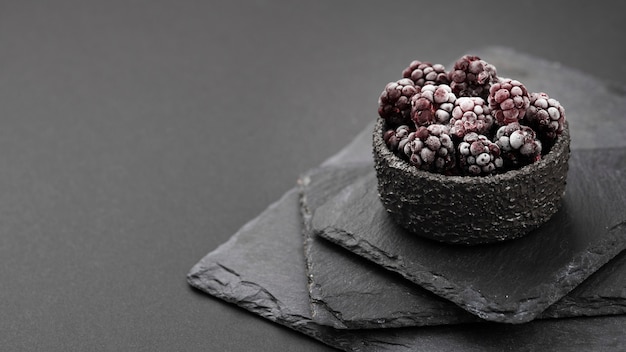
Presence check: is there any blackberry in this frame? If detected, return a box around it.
[403,124,455,173]
[378,78,419,127]
[457,132,503,176]
[410,84,456,127]
[402,60,449,87]
[525,92,566,141]
[488,78,530,126]
[448,97,494,139]
[495,122,542,168]
[448,55,498,99]
[383,124,413,152]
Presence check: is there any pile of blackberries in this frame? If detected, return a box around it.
[378,55,566,176]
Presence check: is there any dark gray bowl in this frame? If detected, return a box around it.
[373,117,570,245]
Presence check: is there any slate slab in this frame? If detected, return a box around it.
[313,147,626,324]
[188,47,626,350]
[187,187,626,351]
[301,164,626,328]
[302,45,626,326]
[300,164,481,329]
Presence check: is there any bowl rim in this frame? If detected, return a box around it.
[374,117,570,184]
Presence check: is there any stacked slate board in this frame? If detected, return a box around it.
[187,47,626,351]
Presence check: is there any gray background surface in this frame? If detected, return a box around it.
[1,1,624,351]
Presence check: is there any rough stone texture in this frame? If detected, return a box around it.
[300,165,481,329]
[373,118,570,245]
[314,147,626,323]
[302,164,626,328]
[187,182,626,352]
[188,47,626,350]
[540,250,626,319]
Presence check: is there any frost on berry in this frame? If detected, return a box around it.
[488,78,530,126]
[410,84,456,127]
[378,78,419,127]
[402,60,450,87]
[403,124,455,173]
[377,56,565,177]
[525,92,566,141]
[448,55,498,99]
[384,125,413,152]
[457,132,503,176]
[449,97,494,139]
[495,122,542,168]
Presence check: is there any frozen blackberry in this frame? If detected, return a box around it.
[378,78,419,127]
[410,84,456,127]
[525,92,566,141]
[488,78,530,126]
[457,132,503,176]
[383,124,413,152]
[403,124,455,173]
[449,97,494,139]
[495,122,542,168]
[448,55,498,99]
[402,60,449,87]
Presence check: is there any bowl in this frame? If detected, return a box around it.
[372,117,570,245]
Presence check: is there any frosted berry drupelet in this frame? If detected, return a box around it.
[403,124,456,173]
[457,132,503,176]
[448,55,498,99]
[449,97,494,139]
[495,122,542,168]
[378,78,419,127]
[488,78,530,126]
[402,60,449,87]
[525,92,566,141]
[410,84,456,127]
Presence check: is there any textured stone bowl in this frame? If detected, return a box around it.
[373,117,570,245]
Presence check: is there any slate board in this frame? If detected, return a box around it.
[301,164,626,329]
[303,45,626,326]
[300,164,481,329]
[313,147,626,324]
[188,47,626,350]
[187,187,626,351]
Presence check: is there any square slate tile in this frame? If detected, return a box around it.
[313,148,626,323]
[300,164,482,329]
[301,163,626,329]
[187,186,626,351]
[302,44,626,325]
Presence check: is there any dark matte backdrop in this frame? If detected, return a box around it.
[1,1,624,351]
